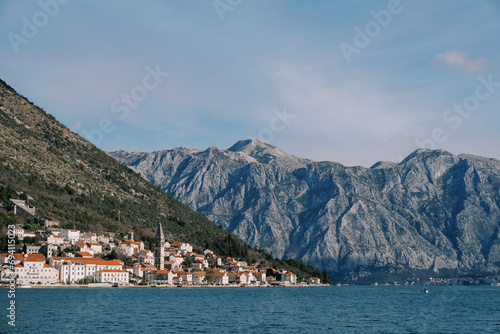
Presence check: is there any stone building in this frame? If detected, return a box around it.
[154,223,165,270]
[8,199,36,217]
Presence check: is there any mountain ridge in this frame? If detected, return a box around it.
[110,140,500,282]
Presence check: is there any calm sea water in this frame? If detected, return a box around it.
[1,285,499,333]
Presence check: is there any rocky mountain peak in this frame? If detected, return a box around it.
[399,148,455,165]
[228,138,275,152]
[227,139,297,164]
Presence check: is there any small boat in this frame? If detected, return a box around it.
[19,285,32,288]
[421,287,429,293]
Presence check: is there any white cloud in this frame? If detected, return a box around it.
[432,50,489,73]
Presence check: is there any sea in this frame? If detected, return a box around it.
[1,285,499,333]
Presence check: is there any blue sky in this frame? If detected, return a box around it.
[1,0,499,166]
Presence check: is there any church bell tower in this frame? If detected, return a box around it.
[154,223,165,270]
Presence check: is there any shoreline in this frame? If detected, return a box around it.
[0,283,330,289]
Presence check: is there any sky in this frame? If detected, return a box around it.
[1,0,499,167]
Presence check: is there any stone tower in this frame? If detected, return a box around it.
[154,223,165,270]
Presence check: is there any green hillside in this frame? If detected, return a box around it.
[0,78,329,282]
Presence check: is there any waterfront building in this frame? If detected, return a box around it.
[49,257,122,283]
[11,254,58,285]
[94,269,128,284]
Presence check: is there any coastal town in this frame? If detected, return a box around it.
[1,199,324,288]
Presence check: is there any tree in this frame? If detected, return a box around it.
[103,249,118,260]
[22,236,38,245]
[0,235,18,251]
[182,257,193,268]
[321,270,332,284]
[0,185,16,203]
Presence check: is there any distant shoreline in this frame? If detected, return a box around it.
[0,284,330,289]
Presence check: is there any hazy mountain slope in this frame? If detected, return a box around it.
[110,139,500,280]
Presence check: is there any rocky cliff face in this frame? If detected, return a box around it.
[110,139,500,279]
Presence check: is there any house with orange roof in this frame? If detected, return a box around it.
[307,277,321,285]
[207,256,223,267]
[94,269,128,285]
[139,263,157,278]
[49,257,123,283]
[203,249,214,257]
[173,270,192,284]
[223,261,239,269]
[0,253,11,264]
[230,265,243,272]
[110,259,124,266]
[75,243,94,255]
[163,261,180,271]
[61,229,80,244]
[133,263,156,279]
[12,254,58,285]
[137,250,154,265]
[192,271,207,285]
[229,271,254,285]
[138,254,154,265]
[139,249,154,257]
[0,264,15,282]
[75,251,93,258]
[253,270,266,283]
[206,268,226,274]
[169,254,184,267]
[132,263,147,278]
[88,242,103,254]
[46,234,65,245]
[190,263,203,270]
[148,269,174,284]
[97,235,110,244]
[194,254,207,264]
[186,253,208,268]
[118,239,144,257]
[82,232,97,242]
[170,241,192,253]
[122,265,134,274]
[170,241,182,248]
[285,272,297,284]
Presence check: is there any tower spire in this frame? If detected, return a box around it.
[154,222,165,270]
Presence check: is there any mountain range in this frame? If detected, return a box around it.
[110,139,500,281]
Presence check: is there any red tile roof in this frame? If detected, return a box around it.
[23,254,45,262]
[75,251,93,257]
[95,269,127,273]
[152,270,171,274]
